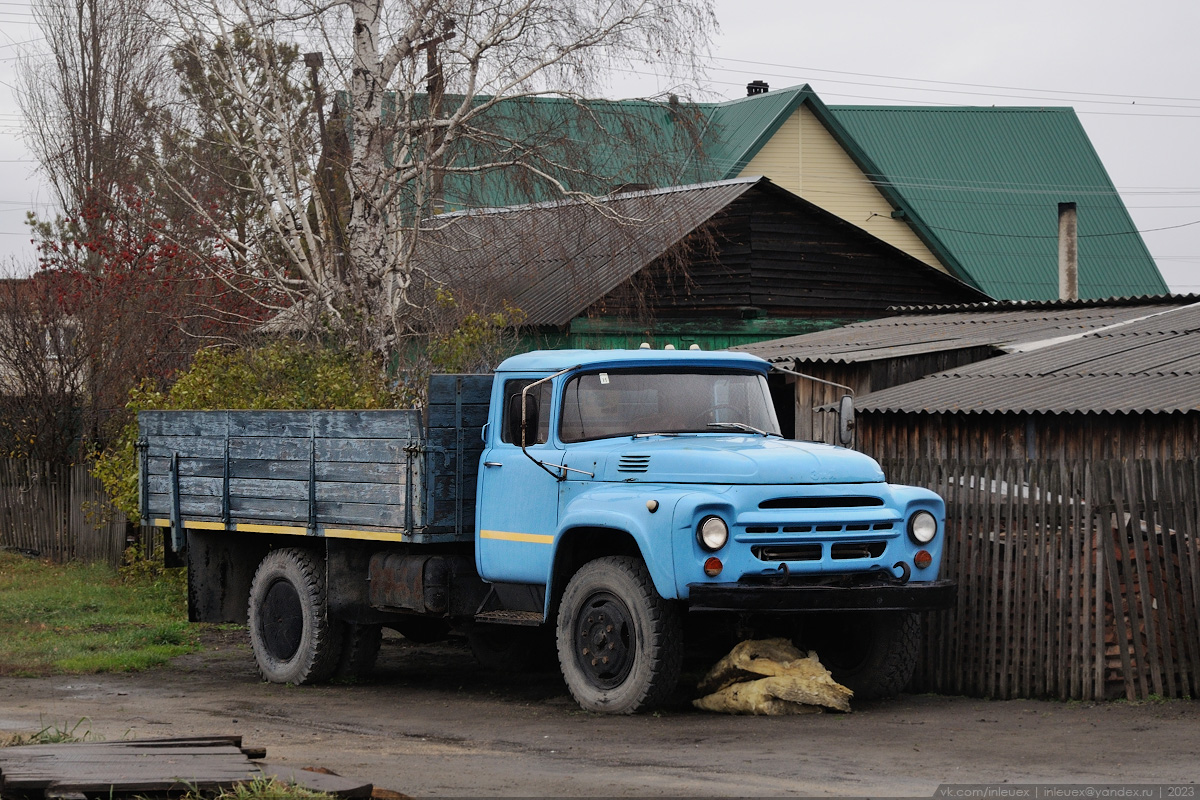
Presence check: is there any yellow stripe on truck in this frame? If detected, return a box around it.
[153,517,410,542]
[151,519,229,531]
[234,523,308,535]
[480,529,554,544]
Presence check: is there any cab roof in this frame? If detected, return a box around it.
[496,348,770,374]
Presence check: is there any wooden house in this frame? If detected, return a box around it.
[437,84,1168,303]
[417,176,987,353]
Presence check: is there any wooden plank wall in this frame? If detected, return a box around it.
[590,187,984,321]
[424,374,493,533]
[859,412,1200,462]
[887,458,1200,700]
[141,410,424,533]
[0,459,127,565]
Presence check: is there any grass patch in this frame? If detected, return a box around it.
[0,718,97,747]
[0,549,199,676]
[194,777,334,799]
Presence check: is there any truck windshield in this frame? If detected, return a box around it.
[559,369,781,442]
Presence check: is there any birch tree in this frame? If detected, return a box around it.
[162,0,717,355]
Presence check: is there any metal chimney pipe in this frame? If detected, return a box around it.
[1058,202,1078,301]
[746,80,769,96]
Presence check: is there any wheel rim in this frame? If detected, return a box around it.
[260,577,303,661]
[572,591,635,690]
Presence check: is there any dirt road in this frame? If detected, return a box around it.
[1,631,1197,797]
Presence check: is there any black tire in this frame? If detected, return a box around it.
[798,611,921,701]
[555,556,682,714]
[335,623,383,680]
[248,548,344,684]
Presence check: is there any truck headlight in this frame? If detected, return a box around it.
[907,510,937,544]
[697,516,729,552]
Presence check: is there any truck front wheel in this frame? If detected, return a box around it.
[799,611,922,700]
[556,556,682,714]
[248,548,344,684]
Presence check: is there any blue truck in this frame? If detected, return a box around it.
[139,347,954,713]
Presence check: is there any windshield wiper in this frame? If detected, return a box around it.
[631,431,682,439]
[706,421,777,437]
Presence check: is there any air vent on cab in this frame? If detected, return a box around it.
[617,454,651,473]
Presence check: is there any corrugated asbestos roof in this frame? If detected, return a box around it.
[732,299,1193,364]
[854,302,1200,415]
[419,178,761,326]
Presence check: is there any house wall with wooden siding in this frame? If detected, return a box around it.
[738,106,949,275]
[591,190,983,330]
[856,412,1200,463]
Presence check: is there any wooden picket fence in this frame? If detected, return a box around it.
[0,458,129,566]
[887,458,1200,701]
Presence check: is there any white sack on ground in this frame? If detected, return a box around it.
[693,638,853,715]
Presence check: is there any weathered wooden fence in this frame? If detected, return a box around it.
[886,458,1200,701]
[0,458,128,566]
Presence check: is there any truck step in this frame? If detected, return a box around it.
[474,610,545,626]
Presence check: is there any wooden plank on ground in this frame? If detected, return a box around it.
[0,736,374,798]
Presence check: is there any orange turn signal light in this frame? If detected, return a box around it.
[914,549,933,569]
[703,557,723,577]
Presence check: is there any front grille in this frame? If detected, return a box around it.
[742,522,895,536]
[759,496,884,509]
[752,544,821,562]
[830,541,886,560]
[617,454,651,473]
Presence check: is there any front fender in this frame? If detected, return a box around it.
[555,485,694,601]
[886,483,947,581]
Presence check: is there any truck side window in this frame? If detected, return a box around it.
[500,379,551,445]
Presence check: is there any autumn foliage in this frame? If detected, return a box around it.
[0,183,272,463]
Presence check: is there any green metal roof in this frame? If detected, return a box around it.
[430,85,1166,302]
[824,104,1167,300]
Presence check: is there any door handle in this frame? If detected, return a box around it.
[484,461,503,467]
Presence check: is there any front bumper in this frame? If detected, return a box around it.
[687,578,956,613]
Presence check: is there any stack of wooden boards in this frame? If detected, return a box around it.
[0,735,374,798]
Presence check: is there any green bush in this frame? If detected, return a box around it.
[93,342,405,521]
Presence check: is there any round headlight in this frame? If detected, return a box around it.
[697,515,729,552]
[908,510,937,544]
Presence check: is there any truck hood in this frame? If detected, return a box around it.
[569,436,886,485]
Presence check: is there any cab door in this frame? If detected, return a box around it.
[476,378,563,584]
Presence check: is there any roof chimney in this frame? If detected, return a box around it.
[1058,202,1078,301]
[746,80,769,96]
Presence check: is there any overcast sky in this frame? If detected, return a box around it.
[1,0,1198,291]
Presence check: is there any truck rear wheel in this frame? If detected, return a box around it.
[799,611,921,700]
[248,548,344,684]
[556,556,682,714]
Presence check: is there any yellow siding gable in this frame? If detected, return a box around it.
[738,106,948,274]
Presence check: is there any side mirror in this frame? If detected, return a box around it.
[507,393,540,446]
[837,394,855,446]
